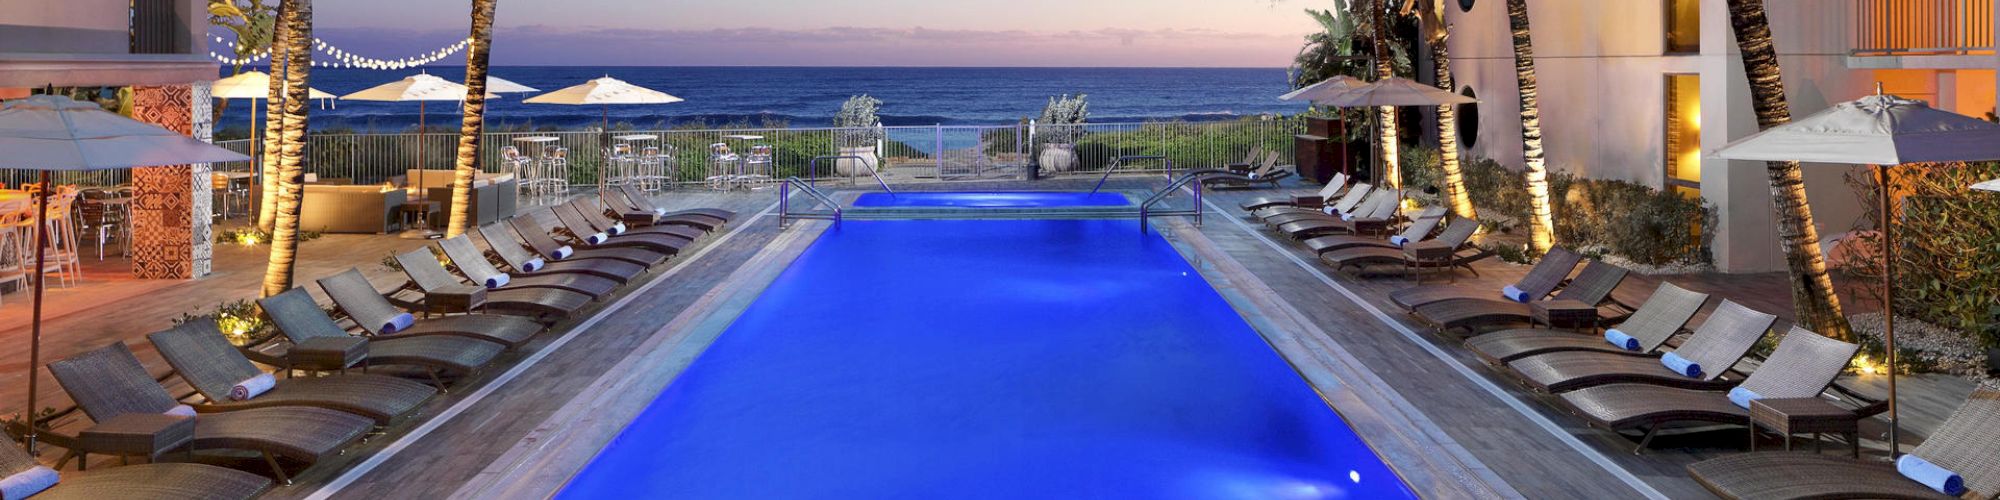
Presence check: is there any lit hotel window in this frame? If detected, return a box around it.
[1664,74,1702,198]
[1666,0,1700,53]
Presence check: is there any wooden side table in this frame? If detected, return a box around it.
[1750,397,1861,458]
[1403,241,1456,284]
[423,284,487,315]
[76,413,194,469]
[290,336,369,375]
[1532,299,1599,331]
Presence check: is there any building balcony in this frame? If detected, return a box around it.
[1849,0,1994,69]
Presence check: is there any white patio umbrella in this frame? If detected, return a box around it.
[0,95,250,451]
[1313,77,1478,192]
[1711,90,2000,455]
[1279,75,1368,103]
[342,73,499,238]
[211,71,336,207]
[483,76,538,94]
[524,76,683,187]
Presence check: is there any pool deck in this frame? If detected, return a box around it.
[0,176,1981,499]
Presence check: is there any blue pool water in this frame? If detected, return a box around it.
[852,191,1131,208]
[558,219,1413,499]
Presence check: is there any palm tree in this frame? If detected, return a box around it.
[1419,0,1474,219]
[260,0,311,298]
[446,0,497,238]
[1724,0,1854,341]
[256,0,292,232]
[1506,0,1556,255]
[1370,0,1401,190]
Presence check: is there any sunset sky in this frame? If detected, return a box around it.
[294,0,1320,67]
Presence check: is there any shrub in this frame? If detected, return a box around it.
[1833,161,2000,348]
[1035,94,1089,145]
[1403,150,1715,266]
[833,95,883,146]
[175,299,275,347]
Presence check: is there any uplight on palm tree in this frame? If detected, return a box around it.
[447,0,500,238]
[261,0,312,299]
[1506,0,1557,255]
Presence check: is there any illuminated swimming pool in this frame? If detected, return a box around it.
[851,191,1131,208]
[559,219,1413,499]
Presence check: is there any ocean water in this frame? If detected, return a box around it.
[213,66,1301,133]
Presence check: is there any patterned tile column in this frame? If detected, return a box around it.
[128,83,215,279]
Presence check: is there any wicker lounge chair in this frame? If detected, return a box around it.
[438,235,618,300]
[551,203,695,255]
[507,215,669,268]
[600,189,722,232]
[1254,182,1372,223]
[1239,173,1348,213]
[1304,206,1447,254]
[1411,260,1631,333]
[0,441,270,500]
[568,199,705,242]
[1504,299,1774,392]
[146,318,435,425]
[1388,247,1583,311]
[1320,215,1487,277]
[616,184,736,222]
[1207,151,1293,189]
[317,268,543,349]
[393,249,591,320]
[1558,327,1858,452]
[1467,282,1710,364]
[48,343,374,484]
[262,288,505,386]
[1687,389,2000,500]
[477,222,644,284]
[1273,189,1401,239]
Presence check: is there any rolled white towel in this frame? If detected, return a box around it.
[0,466,59,500]
[585,233,608,245]
[164,404,198,417]
[483,274,511,289]
[227,373,276,401]
[381,312,415,334]
[652,207,667,216]
[1340,212,1354,221]
[1320,206,1336,215]
[608,222,627,236]
[1388,235,1409,247]
[552,246,575,259]
[521,258,546,272]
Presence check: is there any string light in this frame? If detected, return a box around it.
[206,33,472,69]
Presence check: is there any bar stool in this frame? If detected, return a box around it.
[743,145,774,187]
[704,143,738,191]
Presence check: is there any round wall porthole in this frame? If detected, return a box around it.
[1458,0,1476,12]
[1455,87,1480,148]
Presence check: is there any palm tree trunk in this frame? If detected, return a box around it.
[1506,0,1557,255]
[447,0,497,238]
[1426,14,1475,219]
[1725,0,1854,341]
[261,0,311,298]
[257,1,293,232]
[1372,0,1400,190]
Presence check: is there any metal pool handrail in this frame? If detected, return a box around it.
[779,177,842,228]
[1138,169,1254,233]
[1091,155,1174,195]
[809,155,895,198]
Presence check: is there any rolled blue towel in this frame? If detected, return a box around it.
[1604,329,1641,351]
[1500,284,1531,303]
[1320,206,1337,215]
[1897,454,1967,495]
[1726,386,1760,409]
[483,274,510,289]
[521,258,546,273]
[0,466,59,500]
[1661,352,1703,378]
[1340,212,1355,221]
[552,246,575,260]
[609,222,627,235]
[585,232,608,245]
[1389,235,1410,247]
[164,404,197,417]
[228,373,276,402]
[382,312,415,334]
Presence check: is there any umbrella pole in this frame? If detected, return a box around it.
[601,106,609,190]
[1877,164,1900,457]
[23,171,49,453]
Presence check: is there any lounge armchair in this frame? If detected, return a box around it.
[569,199,705,242]
[1558,327,1858,453]
[1320,215,1487,278]
[1302,205,1445,254]
[1389,247,1583,311]
[616,184,736,222]
[48,343,375,484]
[552,202,695,255]
[262,288,505,387]
[508,215,668,267]
[146,318,436,425]
[1467,282,1709,364]
[1207,151,1293,189]
[1410,260,1630,333]
[1225,145,1265,173]
[1273,189,1400,239]
[477,222,644,284]
[1239,173,1348,212]
[601,189,722,232]
[1258,183,1376,226]
[1503,299,1775,393]
[393,249,591,321]
[0,441,270,499]
[317,268,544,349]
[1687,389,2000,500]
[438,235,618,300]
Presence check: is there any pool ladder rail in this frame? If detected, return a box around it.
[778,177,843,228]
[806,155,896,198]
[1138,169,1255,233]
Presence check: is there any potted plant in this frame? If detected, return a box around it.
[833,95,883,177]
[1035,94,1088,173]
